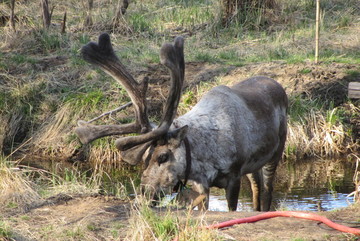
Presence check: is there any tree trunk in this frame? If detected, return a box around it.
[41,0,51,29]
[84,0,93,27]
[61,12,67,34]
[112,0,129,27]
[10,0,16,31]
[221,0,277,27]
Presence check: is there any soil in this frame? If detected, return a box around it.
[142,60,360,140]
[2,61,360,240]
[3,194,360,241]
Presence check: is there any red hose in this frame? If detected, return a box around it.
[205,211,360,236]
[173,211,360,241]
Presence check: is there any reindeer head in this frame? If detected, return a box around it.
[140,125,189,198]
[75,33,187,197]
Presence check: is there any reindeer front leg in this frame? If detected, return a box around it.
[226,177,241,211]
[191,182,210,211]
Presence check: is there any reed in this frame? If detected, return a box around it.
[286,103,358,161]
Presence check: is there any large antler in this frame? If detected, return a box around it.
[74,33,185,156]
[74,33,150,144]
[115,36,185,151]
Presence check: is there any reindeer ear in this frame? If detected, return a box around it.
[120,142,152,165]
[168,125,188,148]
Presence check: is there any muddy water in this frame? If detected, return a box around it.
[208,159,356,212]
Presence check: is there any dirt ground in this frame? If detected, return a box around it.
[146,60,359,104]
[2,61,360,240]
[143,60,360,139]
[3,194,360,241]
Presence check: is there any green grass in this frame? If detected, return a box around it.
[77,34,91,45]
[86,223,101,232]
[0,91,8,111]
[30,30,69,53]
[127,196,222,241]
[0,220,13,239]
[129,13,152,33]
[140,205,178,240]
[10,54,37,65]
[20,215,30,221]
[326,107,342,125]
[298,68,312,74]
[65,227,85,239]
[345,70,360,78]
[6,202,18,209]
[65,90,106,109]
[288,95,323,123]
[217,49,244,65]
[182,90,196,106]
[137,0,215,33]
[193,51,217,63]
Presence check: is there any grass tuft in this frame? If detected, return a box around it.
[126,194,221,241]
[0,155,42,211]
[0,220,13,240]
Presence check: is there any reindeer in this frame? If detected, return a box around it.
[75,33,288,211]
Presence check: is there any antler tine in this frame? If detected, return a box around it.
[158,36,185,128]
[115,36,185,151]
[74,33,150,144]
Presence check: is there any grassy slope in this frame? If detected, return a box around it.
[0,0,358,185]
[0,0,358,171]
[0,0,358,161]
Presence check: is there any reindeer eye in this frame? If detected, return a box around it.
[157,152,169,165]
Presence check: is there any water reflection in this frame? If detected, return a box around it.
[275,192,353,211]
[208,159,356,212]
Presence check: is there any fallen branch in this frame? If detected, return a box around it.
[86,101,132,123]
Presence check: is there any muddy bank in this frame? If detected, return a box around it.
[3,194,360,240]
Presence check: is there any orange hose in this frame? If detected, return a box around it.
[205,211,360,236]
[173,211,360,241]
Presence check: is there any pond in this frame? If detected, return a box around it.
[208,158,356,212]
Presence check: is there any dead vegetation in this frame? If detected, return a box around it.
[0,159,42,212]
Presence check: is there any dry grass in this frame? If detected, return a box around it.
[0,157,42,211]
[287,110,347,160]
[348,153,360,203]
[0,155,100,212]
[30,103,81,158]
[126,194,222,241]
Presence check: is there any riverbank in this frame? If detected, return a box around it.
[1,193,359,240]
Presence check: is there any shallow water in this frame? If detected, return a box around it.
[208,159,356,212]
[208,191,355,212]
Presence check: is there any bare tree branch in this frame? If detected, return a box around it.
[61,11,66,34]
[86,101,132,124]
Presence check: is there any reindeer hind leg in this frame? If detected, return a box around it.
[246,172,261,211]
[260,161,278,211]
